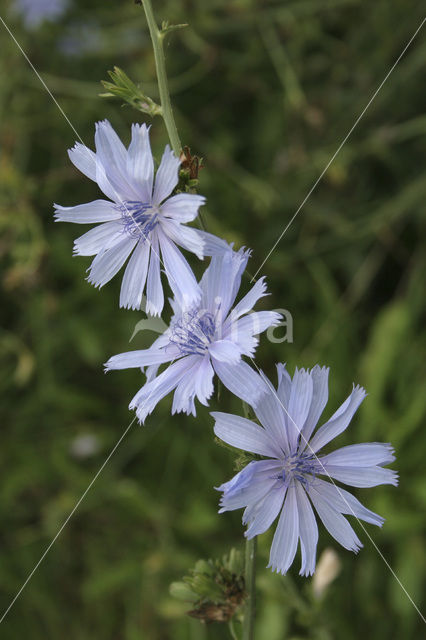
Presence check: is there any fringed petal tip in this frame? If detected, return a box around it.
[134,406,148,424]
[269,311,284,326]
[86,274,103,289]
[352,383,367,397]
[67,141,85,155]
[389,470,399,486]
[95,118,110,131]
[266,562,288,576]
[119,298,143,311]
[53,204,61,221]
[171,403,197,418]
[383,443,396,462]
[131,122,150,135]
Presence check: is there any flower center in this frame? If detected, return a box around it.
[118,201,160,239]
[169,310,216,356]
[280,452,317,487]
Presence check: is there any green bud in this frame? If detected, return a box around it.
[100,67,162,117]
[169,549,246,624]
[169,581,198,603]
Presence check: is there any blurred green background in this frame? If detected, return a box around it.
[1,0,425,638]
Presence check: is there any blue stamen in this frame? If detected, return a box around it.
[169,310,216,356]
[118,201,159,239]
[279,452,318,488]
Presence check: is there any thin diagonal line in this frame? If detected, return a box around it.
[4,6,423,625]
[250,16,426,282]
[247,357,425,623]
[0,14,193,305]
[0,16,84,143]
[0,349,180,624]
[0,416,137,625]
[0,20,196,623]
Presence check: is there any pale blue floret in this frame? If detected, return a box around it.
[13,0,69,28]
[54,120,227,315]
[105,249,282,422]
[213,365,398,576]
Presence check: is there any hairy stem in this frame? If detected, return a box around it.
[142,0,182,155]
[242,536,257,640]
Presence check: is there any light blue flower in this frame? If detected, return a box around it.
[55,120,225,315]
[13,0,69,29]
[105,249,282,422]
[213,365,398,576]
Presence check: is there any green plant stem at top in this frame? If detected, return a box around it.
[243,536,257,640]
[141,0,182,156]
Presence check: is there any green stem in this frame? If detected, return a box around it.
[142,0,182,155]
[242,536,257,640]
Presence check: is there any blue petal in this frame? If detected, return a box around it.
[298,366,329,448]
[212,360,266,405]
[227,277,268,322]
[130,357,195,423]
[295,483,318,576]
[159,232,201,308]
[119,240,150,310]
[146,233,164,316]
[234,311,282,335]
[172,356,202,416]
[319,442,395,467]
[209,339,241,364]
[126,123,154,202]
[195,230,231,256]
[200,249,249,318]
[287,368,314,452]
[253,380,290,455]
[68,142,97,182]
[212,412,281,457]
[105,345,177,371]
[161,193,205,223]
[226,312,282,356]
[54,200,121,223]
[87,236,137,288]
[218,460,282,512]
[310,478,384,527]
[73,222,123,256]
[307,485,362,552]
[94,156,121,202]
[95,120,139,200]
[161,219,205,260]
[276,363,292,407]
[320,465,398,488]
[268,487,299,574]
[152,145,180,204]
[245,485,286,539]
[195,355,215,405]
[308,385,367,453]
[170,354,213,414]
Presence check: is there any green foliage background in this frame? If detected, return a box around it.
[0,0,425,638]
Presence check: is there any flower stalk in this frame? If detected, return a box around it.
[141,0,182,155]
[242,536,257,640]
